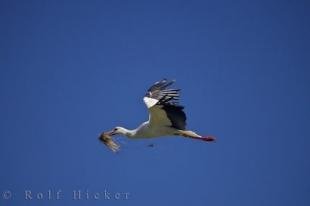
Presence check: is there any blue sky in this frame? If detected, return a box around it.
[0,0,309,205]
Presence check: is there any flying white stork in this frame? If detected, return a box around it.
[102,79,215,150]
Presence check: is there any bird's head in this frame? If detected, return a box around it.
[107,126,127,136]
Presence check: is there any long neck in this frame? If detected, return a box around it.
[120,127,137,137]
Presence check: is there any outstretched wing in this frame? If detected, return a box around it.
[143,79,187,130]
[143,79,180,107]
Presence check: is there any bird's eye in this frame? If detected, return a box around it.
[114,128,118,131]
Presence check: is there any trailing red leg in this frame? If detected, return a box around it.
[191,135,216,142]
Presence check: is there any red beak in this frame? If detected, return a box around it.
[106,130,116,136]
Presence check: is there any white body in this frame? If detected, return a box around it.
[132,121,177,138]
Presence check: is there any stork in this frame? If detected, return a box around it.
[102,79,215,149]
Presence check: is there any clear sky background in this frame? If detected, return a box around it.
[0,0,309,206]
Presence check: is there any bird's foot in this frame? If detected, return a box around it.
[202,136,216,142]
[197,136,216,142]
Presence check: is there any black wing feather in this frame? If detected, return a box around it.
[162,104,186,130]
[146,79,187,130]
[145,79,180,105]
